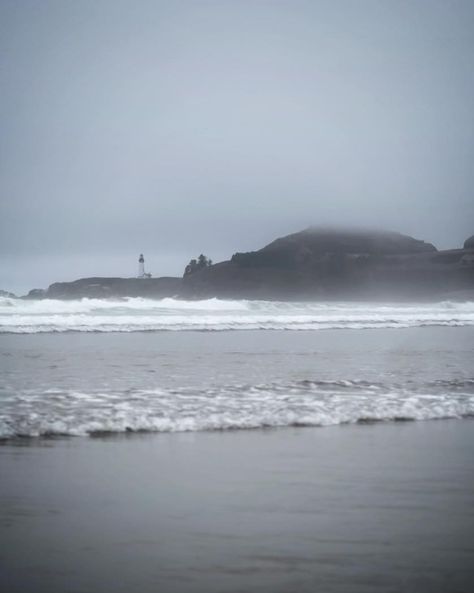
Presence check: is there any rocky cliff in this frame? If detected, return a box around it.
[181,229,473,300]
[27,228,474,301]
[38,277,183,300]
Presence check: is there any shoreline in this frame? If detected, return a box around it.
[1,415,474,446]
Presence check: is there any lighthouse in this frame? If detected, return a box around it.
[137,254,152,278]
[138,254,145,278]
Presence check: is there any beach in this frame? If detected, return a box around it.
[1,420,474,593]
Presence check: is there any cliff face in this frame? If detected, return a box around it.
[181,229,473,300]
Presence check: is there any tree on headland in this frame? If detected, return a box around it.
[184,254,212,276]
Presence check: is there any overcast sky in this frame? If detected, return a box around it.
[1,0,473,294]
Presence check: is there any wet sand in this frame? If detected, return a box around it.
[1,420,474,593]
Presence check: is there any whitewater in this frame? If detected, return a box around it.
[1,317,473,438]
[1,378,473,440]
[1,297,474,333]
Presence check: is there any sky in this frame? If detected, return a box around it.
[1,0,474,295]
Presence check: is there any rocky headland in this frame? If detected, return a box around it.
[25,228,474,301]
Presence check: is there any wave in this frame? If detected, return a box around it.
[1,378,473,439]
[1,297,474,333]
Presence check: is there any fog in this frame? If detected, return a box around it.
[1,0,473,294]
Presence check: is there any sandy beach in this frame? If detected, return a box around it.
[1,420,473,593]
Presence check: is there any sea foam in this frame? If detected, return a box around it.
[1,378,473,439]
[1,297,474,333]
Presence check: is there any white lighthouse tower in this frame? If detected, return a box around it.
[138,254,145,278]
[138,254,152,278]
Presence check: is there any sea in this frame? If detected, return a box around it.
[1,297,474,592]
[1,297,474,438]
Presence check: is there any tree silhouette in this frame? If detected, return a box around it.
[184,255,212,276]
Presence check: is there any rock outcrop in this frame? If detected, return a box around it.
[181,228,472,300]
[40,277,182,300]
[230,228,435,270]
[464,235,474,250]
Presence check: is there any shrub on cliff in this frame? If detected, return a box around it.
[184,254,213,276]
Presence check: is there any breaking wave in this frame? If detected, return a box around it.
[1,378,473,439]
[1,297,474,333]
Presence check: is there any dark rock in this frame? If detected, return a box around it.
[181,228,472,301]
[24,288,46,299]
[43,277,183,300]
[464,235,474,250]
[261,227,436,256]
[231,228,436,271]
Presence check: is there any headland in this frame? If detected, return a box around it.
[23,228,474,301]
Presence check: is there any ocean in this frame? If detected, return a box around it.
[1,297,474,438]
[1,297,473,592]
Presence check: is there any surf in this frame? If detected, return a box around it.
[1,297,474,333]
